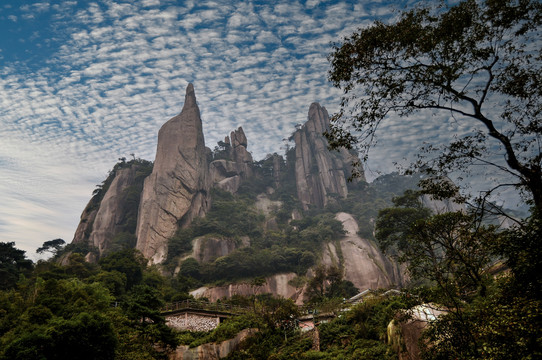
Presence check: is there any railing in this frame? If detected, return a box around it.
[161,299,250,314]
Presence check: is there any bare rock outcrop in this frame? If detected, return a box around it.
[72,205,98,247]
[421,195,464,214]
[190,273,301,302]
[191,236,249,264]
[209,127,253,193]
[272,154,283,188]
[230,127,253,171]
[294,103,363,209]
[136,84,210,264]
[71,162,150,259]
[88,166,140,255]
[322,212,404,291]
[169,328,258,360]
[387,304,447,360]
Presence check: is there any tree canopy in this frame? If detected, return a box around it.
[0,242,32,290]
[326,0,542,212]
[36,239,66,256]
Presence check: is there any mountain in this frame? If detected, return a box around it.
[70,84,411,301]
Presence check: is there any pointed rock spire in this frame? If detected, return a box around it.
[294,103,364,209]
[136,83,210,264]
[183,83,196,109]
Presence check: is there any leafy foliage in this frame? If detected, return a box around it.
[99,249,145,290]
[225,294,414,360]
[327,0,542,212]
[0,242,33,290]
[305,264,358,303]
[36,239,66,256]
[0,243,182,360]
[167,185,346,285]
[375,188,542,358]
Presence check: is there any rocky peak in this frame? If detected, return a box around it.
[230,127,247,148]
[136,84,210,264]
[87,166,140,256]
[294,103,364,209]
[229,127,252,167]
[209,126,253,193]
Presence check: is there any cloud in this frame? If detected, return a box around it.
[3,0,519,257]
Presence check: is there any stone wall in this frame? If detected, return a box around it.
[165,312,221,332]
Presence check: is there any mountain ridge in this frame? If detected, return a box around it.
[69,84,409,301]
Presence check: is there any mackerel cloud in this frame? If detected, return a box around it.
[0,0,483,256]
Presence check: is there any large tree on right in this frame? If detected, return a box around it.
[327,0,542,213]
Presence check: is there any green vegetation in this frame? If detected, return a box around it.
[0,242,33,290]
[167,186,347,286]
[218,294,416,359]
[324,0,542,357]
[0,245,180,360]
[4,1,540,357]
[374,190,542,359]
[326,0,542,212]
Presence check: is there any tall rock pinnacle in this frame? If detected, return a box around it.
[136,84,210,264]
[294,103,364,209]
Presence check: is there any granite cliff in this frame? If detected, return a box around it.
[323,212,404,290]
[136,84,211,264]
[209,127,253,194]
[71,160,152,260]
[294,103,363,210]
[70,84,409,301]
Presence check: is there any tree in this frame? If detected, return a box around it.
[0,242,32,289]
[123,284,177,356]
[375,190,432,255]
[326,0,542,212]
[373,189,542,359]
[98,249,145,290]
[36,239,65,256]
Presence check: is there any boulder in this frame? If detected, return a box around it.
[169,328,258,360]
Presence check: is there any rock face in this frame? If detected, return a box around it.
[71,162,150,259]
[421,195,464,214]
[190,273,301,302]
[191,236,249,264]
[209,127,253,193]
[87,166,140,255]
[322,212,404,291]
[229,127,253,174]
[387,304,447,360]
[72,204,98,247]
[136,84,210,264]
[294,103,363,209]
[169,328,258,360]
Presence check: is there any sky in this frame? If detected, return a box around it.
[0,0,527,260]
